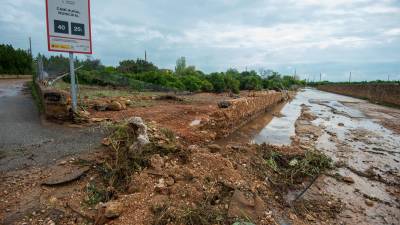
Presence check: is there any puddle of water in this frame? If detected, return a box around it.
[252,94,305,145]
[0,80,26,97]
[215,101,287,146]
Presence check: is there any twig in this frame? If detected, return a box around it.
[292,173,320,204]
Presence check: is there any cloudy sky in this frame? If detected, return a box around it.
[1,0,399,81]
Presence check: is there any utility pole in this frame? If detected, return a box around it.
[29,37,32,58]
[145,50,147,62]
[320,72,322,82]
[349,72,352,83]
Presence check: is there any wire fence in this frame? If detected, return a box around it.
[35,56,177,92]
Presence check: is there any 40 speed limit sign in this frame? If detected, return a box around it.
[46,0,92,54]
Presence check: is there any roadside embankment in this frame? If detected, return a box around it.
[318,84,400,107]
[202,91,294,138]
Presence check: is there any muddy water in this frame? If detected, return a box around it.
[287,89,399,225]
[215,101,288,146]
[220,88,365,146]
[220,88,400,224]
[305,91,400,225]
[0,79,27,97]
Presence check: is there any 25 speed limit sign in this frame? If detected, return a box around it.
[46,0,92,54]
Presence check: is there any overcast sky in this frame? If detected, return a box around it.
[1,0,399,81]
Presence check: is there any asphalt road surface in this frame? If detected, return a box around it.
[0,79,104,172]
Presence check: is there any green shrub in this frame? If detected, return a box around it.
[0,44,33,74]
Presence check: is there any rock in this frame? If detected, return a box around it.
[155,178,169,195]
[107,101,123,111]
[165,176,175,186]
[227,190,266,221]
[91,117,106,123]
[365,199,374,207]
[289,212,297,220]
[104,201,123,219]
[46,220,55,225]
[42,166,90,186]
[125,99,132,106]
[218,101,232,109]
[101,138,111,146]
[306,214,316,221]
[127,117,150,152]
[150,154,164,171]
[232,222,255,225]
[93,101,108,111]
[208,144,222,152]
[43,89,72,120]
[79,110,90,117]
[342,176,355,184]
[120,101,127,110]
[338,123,344,126]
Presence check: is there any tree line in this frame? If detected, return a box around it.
[75,57,305,93]
[0,44,305,92]
[0,44,33,75]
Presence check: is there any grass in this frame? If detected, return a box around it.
[28,81,44,112]
[160,127,176,142]
[102,121,181,190]
[53,80,166,99]
[264,149,332,185]
[85,182,108,206]
[151,201,226,225]
[53,81,139,99]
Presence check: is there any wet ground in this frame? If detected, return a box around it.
[1,84,399,224]
[0,79,104,172]
[222,88,400,224]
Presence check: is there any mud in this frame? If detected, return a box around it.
[216,88,400,224]
[287,89,400,225]
[1,87,399,225]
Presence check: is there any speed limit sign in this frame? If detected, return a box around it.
[46,0,92,54]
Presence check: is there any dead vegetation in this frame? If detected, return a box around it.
[102,119,183,190]
[293,197,344,222]
[88,117,336,225]
[261,144,332,185]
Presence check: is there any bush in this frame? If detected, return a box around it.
[49,55,306,93]
[118,59,158,73]
[224,74,240,94]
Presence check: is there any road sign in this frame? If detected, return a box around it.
[46,0,92,54]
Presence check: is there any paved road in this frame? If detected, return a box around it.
[0,79,104,172]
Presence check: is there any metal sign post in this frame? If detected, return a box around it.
[46,0,92,113]
[69,52,78,112]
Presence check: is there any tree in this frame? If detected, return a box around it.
[117,59,158,73]
[224,74,240,94]
[175,57,186,76]
[207,73,226,93]
[0,44,32,75]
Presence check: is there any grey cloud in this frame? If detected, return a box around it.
[0,0,399,81]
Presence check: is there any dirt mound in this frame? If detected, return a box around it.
[86,117,335,225]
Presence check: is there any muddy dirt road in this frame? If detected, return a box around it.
[222,88,400,224]
[0,79,104,172]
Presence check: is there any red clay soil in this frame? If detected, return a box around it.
[91,101,216,144]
